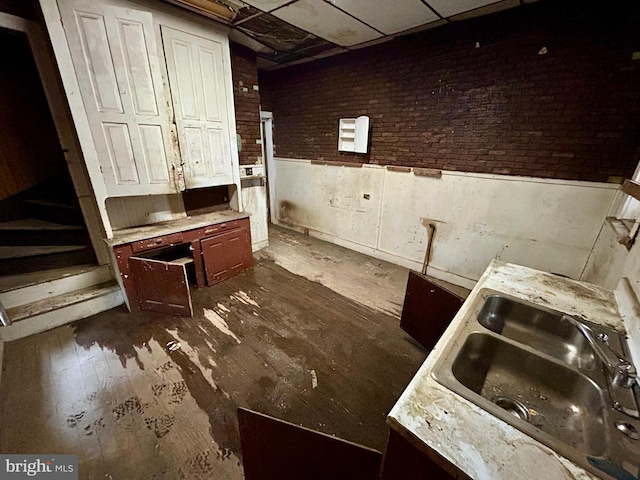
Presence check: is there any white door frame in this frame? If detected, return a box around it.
[0,11,110,264]
[260,111,276,224]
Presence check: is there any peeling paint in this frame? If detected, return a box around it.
[203,308,241,344]
[231,290,259,308]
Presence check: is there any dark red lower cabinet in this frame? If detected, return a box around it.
[400,271,464,350]
[238,408,383,480]
[117,217,253,316]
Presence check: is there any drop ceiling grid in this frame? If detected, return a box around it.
[271,0,382,47]
[424,0,506,18]
[239,0,293,12]
[231,0,531,68]
[329,0,440,35]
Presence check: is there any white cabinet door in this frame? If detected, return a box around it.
[162,26,234,189]
[59,0,178,196]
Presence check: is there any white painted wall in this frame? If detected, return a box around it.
[582,195,640,380]
[274,158,618,288]
[583,213,640,296]
[241,182,269,251]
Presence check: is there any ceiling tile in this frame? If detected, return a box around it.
[392,18,448,37]
[312,46,348,59]
[348,36,395,50]
[426,0,503,18]
[256,56,279,69]
[240,0,293,12]
[228,29,274,53]
[273,0,382,46]
[328,0,439,35]
[449,0,519,21]
[233,4,263,23]
[236,13,330,53]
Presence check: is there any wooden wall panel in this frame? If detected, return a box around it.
[0,30,66,201]
[105,194,186,231]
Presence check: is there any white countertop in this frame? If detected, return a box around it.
[387,260,637,480]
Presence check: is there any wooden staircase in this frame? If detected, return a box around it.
[0,174,96,275]
[0,264,123,341]
[0,218,95,277]
[0,175,124,340]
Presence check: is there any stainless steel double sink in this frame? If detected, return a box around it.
[432,292,640,480]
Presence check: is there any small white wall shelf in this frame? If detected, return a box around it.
[338,116,369,153]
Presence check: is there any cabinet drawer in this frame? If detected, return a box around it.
[201,219,246,236]
[131,232,185,253]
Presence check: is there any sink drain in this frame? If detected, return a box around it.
[615,421,639,440]
[492,395,530,422]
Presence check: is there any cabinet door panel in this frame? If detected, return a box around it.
[201,228,251,285]
[59,0,177,196]
[118,18,159,116]
[130,257,193,316]
[162,26,233,189]
[139,124,171,184]
[75,12,123,113]
[202,235,228,284]
[103,122,138,184]
[226,233,248,270]
[400,271,464,350]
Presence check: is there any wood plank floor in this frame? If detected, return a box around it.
[0,244,427,479]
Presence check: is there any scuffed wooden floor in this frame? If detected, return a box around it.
[0,257,426,479]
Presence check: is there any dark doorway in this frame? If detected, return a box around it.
[0,28,96,277]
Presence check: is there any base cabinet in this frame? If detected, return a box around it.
[112,215,252,316]
[400,271,464,350]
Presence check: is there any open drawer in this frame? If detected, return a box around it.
[130,243,195,316]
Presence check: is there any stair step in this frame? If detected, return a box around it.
[0,245,96,275]
[0,219,83,231]
[24,199,84,226]
[0,219,89,246]
[0,281,124,341]
[6,280,118,321]
[0,245,86,260]
[0,264,112,309]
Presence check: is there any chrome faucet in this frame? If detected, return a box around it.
[562,315,637,387]
[562,314,639,418]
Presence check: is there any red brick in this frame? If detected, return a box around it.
[231,43,262,166]
[259,1,640,182]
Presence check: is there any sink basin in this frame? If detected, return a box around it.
[478,295,598,370]
[451,333,606,455]
[432,291,640,480]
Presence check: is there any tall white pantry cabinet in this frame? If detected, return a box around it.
[40,0,241,236]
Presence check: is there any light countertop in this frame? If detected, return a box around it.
[387,260,637,480]
[106,210,249,246]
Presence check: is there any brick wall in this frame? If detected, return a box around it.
[259,0,640,182]
[230,42,262,166]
